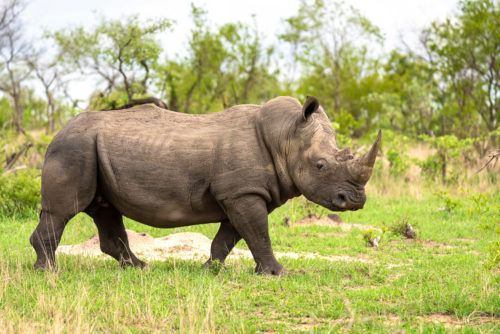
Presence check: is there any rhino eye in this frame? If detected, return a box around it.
[316,162,324,170]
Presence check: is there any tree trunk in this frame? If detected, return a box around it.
[13,90,24,134]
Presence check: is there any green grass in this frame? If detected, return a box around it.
[0,190,498,333]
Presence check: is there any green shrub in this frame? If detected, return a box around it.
[0,168,41,215]
[331,122,352,147]
[435,190,462,212]
[418,135,475,184]
[381,130,411,177]
[464,192,500,269]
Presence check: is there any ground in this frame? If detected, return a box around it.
[0,191,498,333]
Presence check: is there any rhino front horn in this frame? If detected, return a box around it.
[349,130,382,184]
[360,130,381,168]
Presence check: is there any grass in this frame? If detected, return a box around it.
[0,187,499,333]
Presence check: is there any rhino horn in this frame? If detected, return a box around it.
[348,130,381,184]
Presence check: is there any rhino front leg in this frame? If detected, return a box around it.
[86,204,146,268]
[205,219,242,267]
[222,195,283,276]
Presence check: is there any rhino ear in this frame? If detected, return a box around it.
[302,96,320,121]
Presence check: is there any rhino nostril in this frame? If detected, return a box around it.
[335,193,347,209]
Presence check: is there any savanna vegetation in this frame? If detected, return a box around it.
[0,0,498,332]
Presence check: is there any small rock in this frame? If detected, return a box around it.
[403,223,417,239]
[369,236,381,248]
[283,214,291,227]
[327,213,343,223]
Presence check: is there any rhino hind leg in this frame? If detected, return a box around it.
[86,203,146,268]
[204,219,242,268]
[30,211,73,269]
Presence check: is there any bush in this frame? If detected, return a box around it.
[0,168,41,215]
[381,130,411,177]
[418,135,475,184]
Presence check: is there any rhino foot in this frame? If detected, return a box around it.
[255,262,285,276]
[33,259,56,271]
[119,257,147,269]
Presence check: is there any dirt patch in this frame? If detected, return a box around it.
[467,250,481,256]
[416,314,462,328]
[420,241,452,249]
[393,239,453,249]
[261,313,499,330]
[318,232,350,238]
[57,230,373,264]
[415,313,499,328]
[344,285,383,290]
[294,214,379,231]
[450,238,476,243]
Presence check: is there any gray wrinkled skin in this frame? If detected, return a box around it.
[30,96,381,275]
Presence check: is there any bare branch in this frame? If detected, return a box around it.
[476,149,500,173]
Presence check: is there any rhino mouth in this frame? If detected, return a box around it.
[329,193,364,212]
[329,203,348,212]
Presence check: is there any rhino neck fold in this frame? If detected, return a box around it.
[256,99,302,204]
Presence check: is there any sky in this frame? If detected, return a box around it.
[21,0,459,100]
[23,0,459,53]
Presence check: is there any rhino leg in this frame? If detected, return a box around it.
[205,219,242,267]
[222,196,284,276]
[30,211,73,269]
[31,156,97,269]
[86,203,146,268]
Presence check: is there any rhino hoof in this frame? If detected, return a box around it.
[255,263,285,276]
[119,258,147,269]
[33,260,55,271]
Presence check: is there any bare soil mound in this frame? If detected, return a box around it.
[57,230,372,264]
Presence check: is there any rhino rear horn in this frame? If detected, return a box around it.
[302,96,320,120]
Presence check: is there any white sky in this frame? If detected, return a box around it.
[21,0,459,100]
[23,0,459,50]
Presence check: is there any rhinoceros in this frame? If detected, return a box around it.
[30,96,381,275]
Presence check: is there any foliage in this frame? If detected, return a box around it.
[362,227,385,248]
[389,218,418,239]
[52,15,172,109]
[331,121,352,148]
[280,0,384,137]
[155,5,278,114]
[0,96,11,128]
[376,51,439,136]
[0,168,41,215]
[434,190,462,213]
[382,130,411,177]
[426,0,500,137]
[418,135,475,184]
[465,192,500,269]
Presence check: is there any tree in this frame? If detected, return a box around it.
[426,0,500,139]
[0,0,31,133]
[27,53,63,133]
[52,15,172,110]
[280,0,383,136]
[371,50,440,136]
[156,5,278,114]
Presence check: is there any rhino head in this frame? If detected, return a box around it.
[287,96,381,212]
